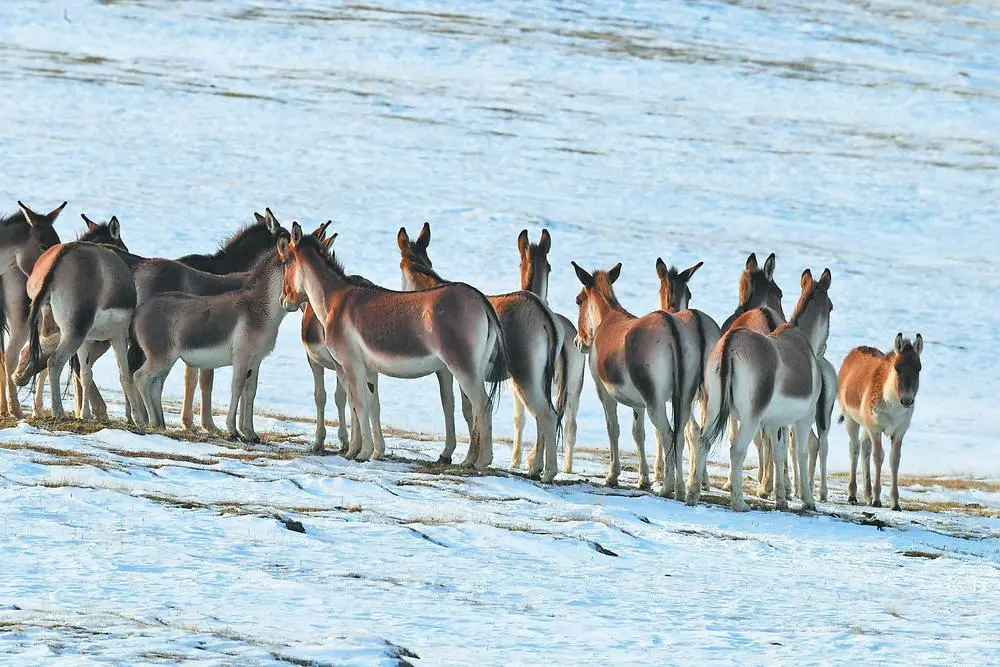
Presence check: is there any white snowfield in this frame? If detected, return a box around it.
[2,400,998,665]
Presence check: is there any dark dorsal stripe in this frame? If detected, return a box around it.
[762,307,779,333]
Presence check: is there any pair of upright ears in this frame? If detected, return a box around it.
[518,229,551,255]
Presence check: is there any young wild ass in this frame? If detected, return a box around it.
[279,223,508,468]
[0,201,65,417]
[517,229,586,473]
[129,225,292,442]
[398,223,562,482]
[654,258,721,491]
[299,222,384,455]
[695,268,833,512]
[12,240,144,423]
[572,262,691,498]
[838,333,923,511]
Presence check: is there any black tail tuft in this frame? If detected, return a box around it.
[815,368,829,433]
[701,331,736,449]
[127,317,144,375]
[536,297,564,449]
[837,414,845,424]
[662,313,684,456]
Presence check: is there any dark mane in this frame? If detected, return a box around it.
[0,211,25,226]
[298,233,347,278]
[594,272,631,317]
[790,282,824,326]
[78,223,128,251]
[176,221,277,272]
[856,345,885,358]
[408,260,448,284]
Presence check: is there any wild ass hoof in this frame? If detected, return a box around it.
[657,484,672,499]
[756,484,770,499]
[638,476,651,491]
[801,499,817,512]
[370,450,384,461]
[847,495,858,505]
[685,487,701,506]
[604,475,618,488]
[436,454,452,465]
[730,497,750,512]
[775,498,789,511]
[227,430,241,442]
[872,498,882,508]
[563,463,573,474]
[310,445,327,455]
[673,486,686,503]
[891,503,901,512]
[540,470,557,484]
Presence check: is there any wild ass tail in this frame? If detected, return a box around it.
[23,248,71,388]
[474,290,509,414]
[815,369,829,434]
[127,316,145,375]
[662,313,685,450]
[537,298,564,448]
[700,330,736,453]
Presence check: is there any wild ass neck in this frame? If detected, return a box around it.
[400,256,445,291]
[521,264,549,303]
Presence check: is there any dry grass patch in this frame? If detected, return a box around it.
[904,499,999,518]
[900,549,942,559]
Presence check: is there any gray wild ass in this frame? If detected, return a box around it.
[517,229,586,473]
[572,262,690,498]
[129,225,292,441]
[694,268,833,512]
[279,223,508,468]
[838,333,923,511]
[398,223,562,482]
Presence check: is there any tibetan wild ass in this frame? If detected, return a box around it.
[838,333,923,511]
[398,223,562,482]
[279,223,508,467]
[517,229,586,473]
[129,225,292,442]
[654,258,722,491]
[0,201,65,417]
[12,240,144,422]
[695,268,833,512]
[572,262,690,498]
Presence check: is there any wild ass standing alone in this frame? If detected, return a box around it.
[0,201,65,417]
[517,229,586,473]
[654,258,722,492]
[12,239,144,423]
[279,223,508,468]
[398,223,562,482]
[695,268,833,512]
[572,262,692,498]
[838,334,923,511]
[129,223,292,442]
[300,222,384,455]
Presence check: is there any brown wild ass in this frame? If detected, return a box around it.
[300,222,383,454]
[0,201,65,417]
[398,223,562,482]
[572,262,690,498]
[838,333,923,511]
[279,223,508,467]
[12,240,144,423]
[517,229,586,473]
[129,225,292,442]
[694,268,833,512]
[654,258,721,492]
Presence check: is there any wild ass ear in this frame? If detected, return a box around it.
[893,332,904,354]
[763,253,776,280]
[518,229,529,255]
[608,262,622,284]
[571,261,594,288]
[81,213,98,232]
[539,229,551,254]
[290,221,302,244]
[416,222,431,250]
[254,211,267,225]
[264,208,281,235]
[800,268,814,289]
[745,252,759,272]
[311,220,332,240]
[397,227,410,251]
[17,201,42,226]
[321,232,337,252]
[680,260,704,283]
[913,333,923,356]
[276,235,290,261]
[818,267,832,289]
[655,257,668,280]
[108,216,121,240]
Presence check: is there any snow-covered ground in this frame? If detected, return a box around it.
[2,0,1000,662]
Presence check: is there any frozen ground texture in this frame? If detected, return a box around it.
[1,0,1000,663]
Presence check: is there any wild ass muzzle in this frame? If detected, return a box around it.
[695,268,833,512]
[279,223,509,468]
[654,258,721,492]
[12,240,144,423]
[572,261,690,498]
[518,229,586,473]
[838,333,923,511]
[0,200,65,418]
[398,223,562,482]
[129,226,292,442]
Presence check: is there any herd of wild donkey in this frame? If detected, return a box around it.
[0,201,923,513]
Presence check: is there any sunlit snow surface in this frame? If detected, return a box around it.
[1,0,999,663]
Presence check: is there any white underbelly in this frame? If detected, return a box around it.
[369,350,445,379]
[759,394,814,428]
[87,308,131,340]
[181,343,234,369]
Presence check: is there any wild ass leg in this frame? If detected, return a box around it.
[792,419,816,510]
[366,374,385,459]
[860,431,873,504]
[595,383,621,487]
[109,332,145,426]
[75,353,95,420]
[562,368,582,474]
[889,435,903,511]
[240,364,261,444]
[807,429,820,499]
[332,365,350,453]
[33,368,47,417]
[309,359,327,453]
[73,357,85,418]
[3,326,28,419]
[181,365,198,430]
[459,390,479,468]
[756,430,772,498]
[436,369,458,464]
[511,390,526,469]
[226,361,252,442]
[646,403,675,499]
[654,439,663,484]
[199,369,218,432]
[769,427,789,511]
[870,430,885,508]
[819,429,829,502]
[671,401,691,502]
[722,416,738,492]
[728,420,758,512]
[632,408,649,489]
[461,382,492,471]
[46,331,87,421]
[845,416,861,504]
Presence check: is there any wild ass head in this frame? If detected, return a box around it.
[891,333,923,407]
[0,201,66,276]
[789,268,833,355]
[79,213,128,251]
[518,229,552,301]
[397,223,441,291]
[278,221,346,313]
[739,252,783,315]
[655,258,703,313]
[571,261,623,351]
